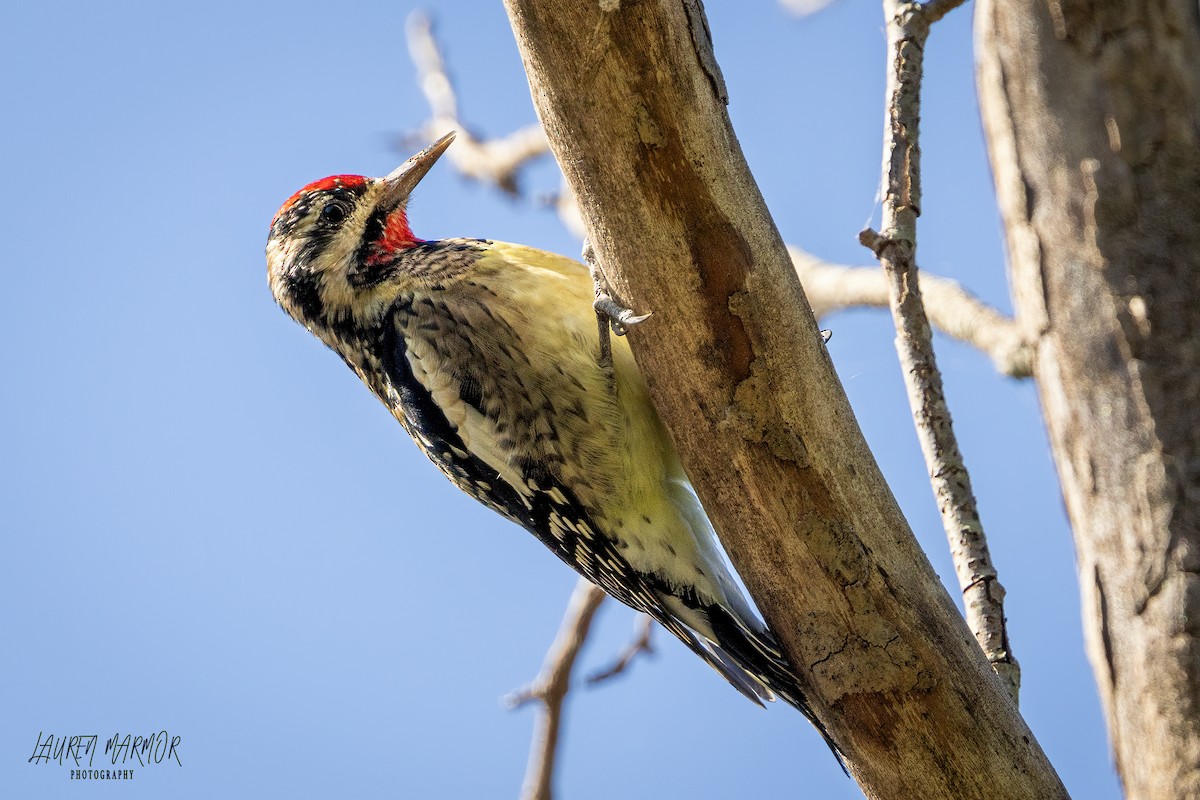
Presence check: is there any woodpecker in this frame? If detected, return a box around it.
[266,133,839,756]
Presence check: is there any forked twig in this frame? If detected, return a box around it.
[587,614,656,685]
[504,579,607,800]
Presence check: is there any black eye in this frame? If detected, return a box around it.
[320,202,348,225]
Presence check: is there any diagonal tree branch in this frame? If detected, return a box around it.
[790,246,1033,377]
[502,0,1063,795]
[860,0,1019,702]
[405,11,551,194]
[586,613,656,685]
[504,579,607,800]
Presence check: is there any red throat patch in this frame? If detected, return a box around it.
[364,209,422,266]
[377,209,418,252]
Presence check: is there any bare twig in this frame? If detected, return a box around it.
[861,0,1019,702]
[405,11,550,194]
[790,246,1033,377]
[504,579,607,800]
[921,0,966,23]
[587,614,656,685]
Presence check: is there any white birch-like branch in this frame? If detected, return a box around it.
[405,11,550,194]
[790,247,1033,377]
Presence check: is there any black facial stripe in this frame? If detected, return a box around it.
[348,206,416,289]
[272,182,373,324]
[357,205,388,263]
[285,268,324,323]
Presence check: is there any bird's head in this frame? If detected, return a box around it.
[266,132,455,335]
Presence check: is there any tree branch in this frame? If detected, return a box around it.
[503,0,1064,795]
[977,0,1200,794]
[504,579,607,800]
[861,0,1020,703]
[921,0,967,23]
[586,614,655,685]
[790,246,1033,377]
[778,0,840,16]
[405,11,551,194]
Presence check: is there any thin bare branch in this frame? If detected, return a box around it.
[405,11,550,194]
[504,579,606,800]
[921,0,969,24]
[587,614,656,685]
[862,0,1019,702]
[790,246,1033,377]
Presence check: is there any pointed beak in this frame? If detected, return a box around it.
[380,131,456,210]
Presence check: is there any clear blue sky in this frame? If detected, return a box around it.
[2,1,1119,798]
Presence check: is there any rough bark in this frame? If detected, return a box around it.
[503,1,1066,797]
[975,2,1200,798]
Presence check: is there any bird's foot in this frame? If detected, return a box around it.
[594,297,652,337]
[583,240,651,372]
[583,240,652,338]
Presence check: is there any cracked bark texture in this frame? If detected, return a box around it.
[976,2,1200,797]
[504,1,1066,797]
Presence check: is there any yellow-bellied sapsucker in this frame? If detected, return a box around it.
[266,133,838,757]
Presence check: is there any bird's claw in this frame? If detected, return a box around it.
[594,297,652,337]
[583,238,651,339]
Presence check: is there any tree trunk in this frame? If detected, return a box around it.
[975,2,1200,797]
[503,1,1066,797]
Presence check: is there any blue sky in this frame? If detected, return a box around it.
[2,1,1119,798]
